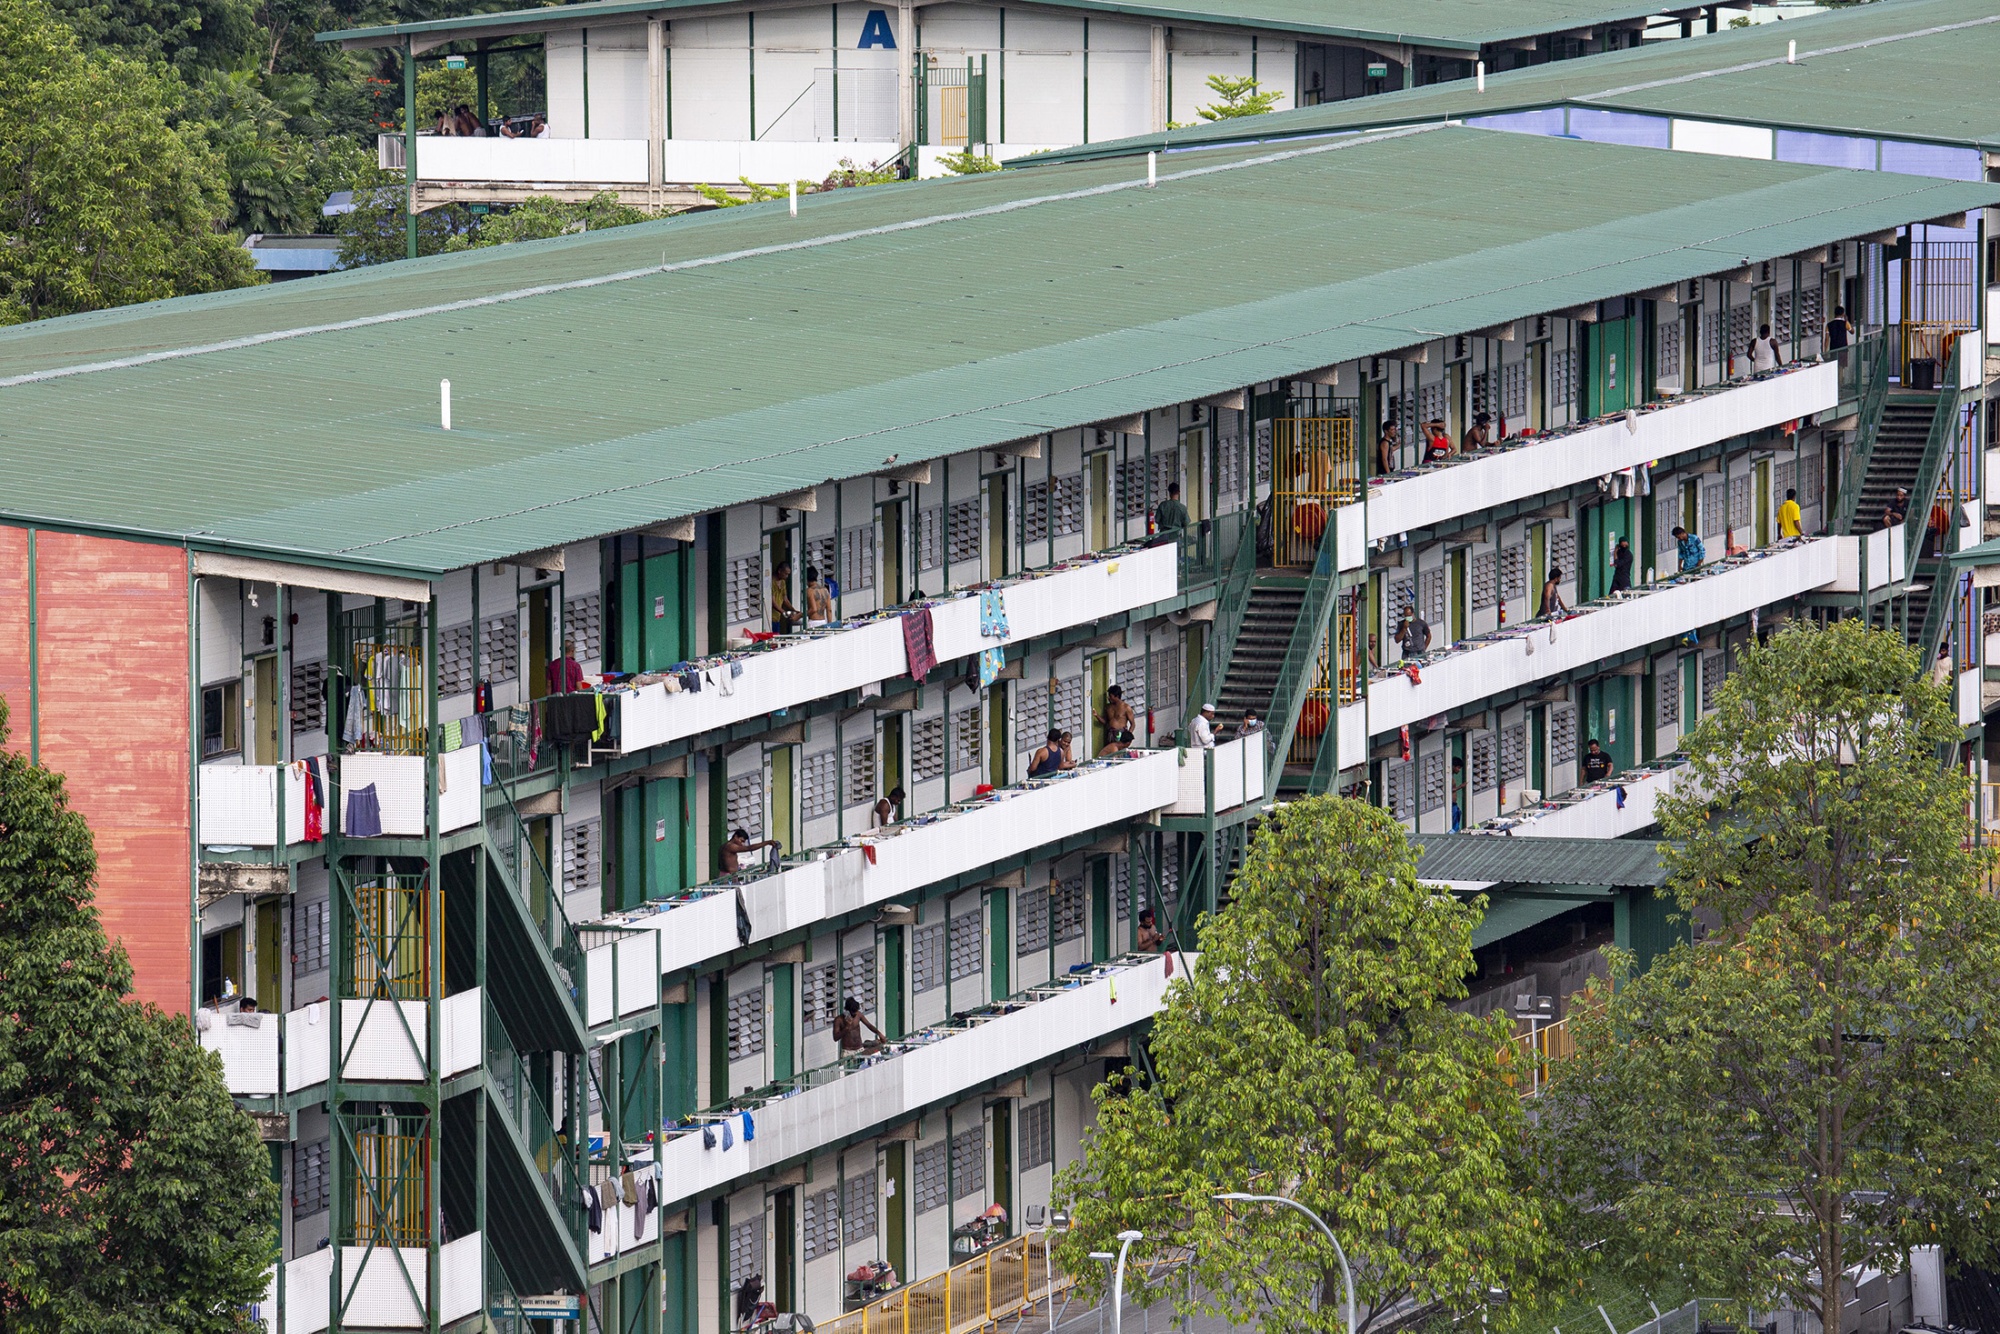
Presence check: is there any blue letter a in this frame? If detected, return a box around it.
[857,9,896,48]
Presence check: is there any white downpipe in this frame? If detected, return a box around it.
[440,378,451,430]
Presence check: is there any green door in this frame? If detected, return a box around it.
[773,1188,797,1313]
[1090,859,1111,962]
[986,687,1008,788]
[1529,525,1547,607]
[769,964,795,1082]
[617,547,688,671]
[1681,653,1700,735]
[1449,548,1468,641]
[618,776,686,907]
[989,1103,1013,1228]
[661,998,696,1120]
[1580,507,1606,602]
[988,890,1010,1001]
[881,927,905,1040]
[1530,705,1547,793]
[1585,317,1636,416]
[881,1144,908,1281]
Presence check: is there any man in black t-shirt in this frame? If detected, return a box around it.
[1581,739,1614,783]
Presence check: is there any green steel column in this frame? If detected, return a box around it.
[404,37,418,261]
[426,597,443,1332]
[476,49,490,128]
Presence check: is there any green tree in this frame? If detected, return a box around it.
[0,699,280,1333]
[446,191,649,248]
[937,148,1001,174]
[1195,73,1282,120]
[184,64,373,233]
[0,0,259,322]
[1053,797,1565,1333]
[333,168,478,266]
[1539,621,2000,1334]
[41,0,260,73]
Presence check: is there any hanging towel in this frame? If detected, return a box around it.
[735,889,753,947]
[443,718,463,752]
[480,740,494,786]
[583,1185,603,1234]
[621,1172,639,1207]
[721,1118,734,1150]
[1614,784,1628,810]
[740,1111,755,1143]
[901,607,937,683]
[345,783,383,838]
[342,684,367,744]
[978,646,1006,689]
[593,693,607,742]
[459,712,484,746]
[703,1124,718,1150]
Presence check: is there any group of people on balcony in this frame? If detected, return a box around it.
[430,103,548,138]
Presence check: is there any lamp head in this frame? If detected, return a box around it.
[1213,1192,1253,1202]
[1089,1253,1115,1262]
[1116,1230,1143,1242]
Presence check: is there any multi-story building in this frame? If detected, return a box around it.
[319,0,1754,207]
[1026,0,2000,863]
[1,121,1993,1334]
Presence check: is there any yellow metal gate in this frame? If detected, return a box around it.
[1271,415,1358,568]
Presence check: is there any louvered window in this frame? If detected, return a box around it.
[291,659,327,735]
[1017,887,1050,955]
[1471,551,1498,610]
[1020,1099,1055,1171]
[727,986,765,1060]
[1418,750,1447,814]
[912,714,945,783]
[947,499,981,565]
[843,1171,878,1242]
[952,708,981,772]
[949,912,983,980]
[843,736,876,807]
[1470,732,1496,792]
[1551,705,1578,765]
[913,1140,949,1213]
[841,948,876,1017]
[482,613,519,682]
[803,1187,840,1260]
[726,554,762,625]
[564,819,600,896]
[800,748,838,821]
[917,507,943,571]
[439,625,473,695]
[1499,723,1527,783]
[802,963,838,1033]
[913,924,946,993]
[564,593,602,662]
[1052,875,1086,943]
[951,1125,986,1196]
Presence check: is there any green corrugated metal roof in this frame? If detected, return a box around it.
[319,0,1682,54]
[1469,893,1580,948]
[1416,834,1672,887]
[4,126,1996,577]
[1016,0,2000,165]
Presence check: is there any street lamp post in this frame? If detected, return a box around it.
[1088,1230,1145,1334]
[1214,1193,1357,1334]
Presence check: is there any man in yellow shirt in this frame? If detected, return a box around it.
[1777,487,1803,539]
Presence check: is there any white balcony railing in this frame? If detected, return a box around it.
[386,134,649,183]
[654,952,1183,1208]
[591,748,1181,978]
[1336,361,1838,563]
[1164,734,1268,815]
[338,745,481,837]
[199,763,310,847]
[583,931,662,1030]
[609,543,1178,755]
[203,989,481,1098]
[1365,537,1843,738]
[1469,759,1690,839]
[271,1233,482,1334]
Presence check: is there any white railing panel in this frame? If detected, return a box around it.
[1368,539,1841,737]
[340,753,427,837]
[1165,735,1264,814]
[342,1246,427,1328]
[438,744,482,833]
[438,1234,484,1325]
[200,763,309,846]
[657,954,1182,1206]
[617,935,658,1017]
[664,139,899,184]
[415,136,648,183]
[339,999,429,1082]
[1359,363,1837,556]
[199,1011,279,1096]
[927,542,1178,660]
[441,988,483,1078]
[587,947,615,1027]
[284,1249,334,1334]
[285,1002,330,1091]
[1481,762,1689,839]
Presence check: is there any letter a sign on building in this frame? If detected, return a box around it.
[858,8,897,47]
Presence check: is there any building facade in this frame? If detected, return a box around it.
[0,122,1994,1334]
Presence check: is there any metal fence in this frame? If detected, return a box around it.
[817,1232,1067,1334]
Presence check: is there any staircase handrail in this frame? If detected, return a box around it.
[1833,334,1891,536]
[1261,538,1341,795]
[1305,698,1343,796]
[1903,339,1965,572]
[484,992,588,1261]
[491,776,586,996]
[1191,511,1261,713]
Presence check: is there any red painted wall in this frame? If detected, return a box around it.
[0,528,192,1015]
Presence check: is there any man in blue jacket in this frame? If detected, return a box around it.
[1671,525,1705,574]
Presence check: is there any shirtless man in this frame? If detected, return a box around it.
[1136,909,1164,952]
[833,997,885,1054]
[719,827,780,874]
[1097,684,1136,755]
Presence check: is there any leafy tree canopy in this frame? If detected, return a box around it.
[1054,796,1566,1333]
[1196,73,1282,120]
[1539,621,2000,1334]
[0,0,259,322]
[0,698,280,1333]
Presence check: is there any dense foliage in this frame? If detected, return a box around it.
[1537,621,2000,1334]
[1054,796,1566,1333]
[0,700,280,1332]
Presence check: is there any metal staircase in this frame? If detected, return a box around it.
[1213,580,1306,727]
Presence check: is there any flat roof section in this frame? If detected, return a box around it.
[320,0,1686,55]
[3,126,1994,578]
[1015,0,2000,164]
[1416,835,1674,889]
